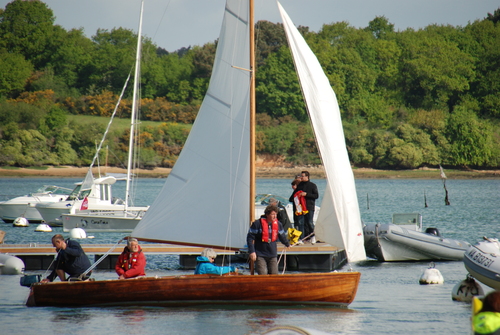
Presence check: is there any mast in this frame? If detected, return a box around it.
[125,0,144,211]
[249,0,256,224]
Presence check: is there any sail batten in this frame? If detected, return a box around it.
[278,2,366,262]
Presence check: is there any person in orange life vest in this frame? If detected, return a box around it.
[247,204,291,275]
[115,238,146,279]
[294,171,319,244]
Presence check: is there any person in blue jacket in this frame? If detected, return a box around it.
[194,248,237,275]
[41,234,91,282]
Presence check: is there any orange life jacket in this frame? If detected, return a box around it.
[261,218,278,243]
[293,190,309,216]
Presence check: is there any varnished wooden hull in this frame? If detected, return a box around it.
[26,272,360,307]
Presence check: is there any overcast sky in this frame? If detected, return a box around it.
[1,0,498,52]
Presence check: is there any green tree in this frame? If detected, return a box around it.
[255,20,287,66]
[465,19,500,117]
[365,16,394,39]
[86,28,138,95]
[0,49,33,97]
[256,46,305,120]
[486,8,500,24]
[445,108,496,167]
[46,27,94,93]
[0,0,55,68]
[397,29,475,110]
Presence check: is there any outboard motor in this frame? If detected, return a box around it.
[425,227,442,237]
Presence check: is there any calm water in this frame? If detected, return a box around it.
[1,177,499,334]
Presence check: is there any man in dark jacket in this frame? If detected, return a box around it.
[42,234,91,282]
[294,170,319,243]
[247,205,291,275]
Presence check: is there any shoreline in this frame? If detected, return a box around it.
[0,165,499,179]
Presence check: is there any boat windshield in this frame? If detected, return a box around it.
[32,185,72,196]
[255,194,288,205]
[65,185,91,201]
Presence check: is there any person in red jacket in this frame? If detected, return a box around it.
[115,238,146,279]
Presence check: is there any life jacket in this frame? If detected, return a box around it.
[261,218,278,243]
[293,190,309,216]
[473,312,500,335]
[119,248,143,270]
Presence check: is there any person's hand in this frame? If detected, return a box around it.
[41,278,50,283]
[249,252,257,261]
[301,192,307,197]
[119,274,125,279]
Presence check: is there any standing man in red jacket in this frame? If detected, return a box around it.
[115,237,146,279]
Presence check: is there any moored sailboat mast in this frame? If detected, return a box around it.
[125,0,145,211]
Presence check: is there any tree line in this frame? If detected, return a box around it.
[0,0,499,169]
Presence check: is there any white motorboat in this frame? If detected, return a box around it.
[0,185,71,223]
[34,176,126,227]
[363,213,470,261]
[60,205,148,232]
[463,237,500,290]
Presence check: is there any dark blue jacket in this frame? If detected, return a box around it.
[47,239,91,281]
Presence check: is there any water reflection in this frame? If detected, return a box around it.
[52,309,93,323]
[247,309,279,331]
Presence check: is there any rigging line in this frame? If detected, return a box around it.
[88,70,133,173]
[42,249,61,279]
[277,233,312,274]
[82,238,125,277]
[151,0,172,43]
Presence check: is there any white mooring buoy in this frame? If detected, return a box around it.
[34,223,52,232]
[13,217,29,227]
[70,228,87,239]
[419,262,444,285]
[451,274,484,302]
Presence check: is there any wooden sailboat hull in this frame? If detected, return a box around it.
[26,272,360,307]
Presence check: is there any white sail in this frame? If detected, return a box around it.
[278,2,366,262]
[132,0,251,249]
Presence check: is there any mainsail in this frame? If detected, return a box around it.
[132,0,251,249]
[278,2,366,262]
